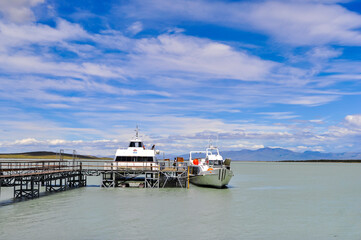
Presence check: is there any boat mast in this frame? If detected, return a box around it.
[135,125,139,140]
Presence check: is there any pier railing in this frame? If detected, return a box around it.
[0,160,80,178]
[77,160,189,172]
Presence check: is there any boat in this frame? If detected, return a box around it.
[103,126,190,188]
[105,126,160,172]
[188,145,233,188]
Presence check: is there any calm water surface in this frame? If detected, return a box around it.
[1,162,361,240]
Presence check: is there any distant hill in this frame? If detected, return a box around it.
[0,151,111,160]
[167,147,361,161]
[221,148,361,161]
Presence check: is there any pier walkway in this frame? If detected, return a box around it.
[0,160,189,200]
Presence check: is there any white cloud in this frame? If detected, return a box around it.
[306,47,342,60]
[0,19,88,47]
[127,21,143,35]
[81,63,124,78]
[309,119,325,124]
[285,95,340,106]
[0,54,125,79]
[288,145,325,152]
[123,0,361,46]
[0,76,171,110]
[0,116,106,142]
[0,19,128,79]
[0,138,123,156]
[92,30,132,51]
[246,1,361,46]
[14,138,40,145]
[257,112,299,120]
[345,114,361,129]
[0,12,348,111]
[130,33,276,81]
[48,139,66,145]
[0,0,44,23]
[229,143,265,150]
[325,125,359,137]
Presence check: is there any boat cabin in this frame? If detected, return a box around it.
[113,127,157,163]
[206,148,223,166]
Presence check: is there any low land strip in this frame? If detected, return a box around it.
[0,151,112,160]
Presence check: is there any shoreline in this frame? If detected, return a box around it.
[231,160,361,163]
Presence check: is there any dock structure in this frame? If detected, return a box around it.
[0,159,189,200]
[81,160,189,188]
[0,160,86,199]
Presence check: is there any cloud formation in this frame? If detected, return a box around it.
[121,0,361,46]
[0,0,360,155]
[130,34,276,81]
[345,114,361,129]
[0,0,44,23]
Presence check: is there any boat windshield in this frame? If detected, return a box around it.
[208,160,223,166]
[129,141,143,147]
[207,149,219,156]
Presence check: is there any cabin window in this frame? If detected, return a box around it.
[209,160,222,166]
[129,142,143,147]
[115,156,153,162]
[138,157,153,162]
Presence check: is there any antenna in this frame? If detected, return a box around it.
[135,124,139,139]
[208,136,211,148]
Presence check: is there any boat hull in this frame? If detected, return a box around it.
[190,168,233,188]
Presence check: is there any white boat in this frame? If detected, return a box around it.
[105,126,160,171]
[189,146,233,188]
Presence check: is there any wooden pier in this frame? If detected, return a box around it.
[0,159,189,200]
[0,160,86,199]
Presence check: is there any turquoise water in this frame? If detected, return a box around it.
[1,162,361,239]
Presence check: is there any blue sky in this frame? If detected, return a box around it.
[1,0,361,156]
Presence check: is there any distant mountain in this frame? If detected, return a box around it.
[221,148,361,161]
[166,147,361,161]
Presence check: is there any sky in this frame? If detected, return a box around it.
[1,0,361,156]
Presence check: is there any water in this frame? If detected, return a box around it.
[1,162,361,240]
